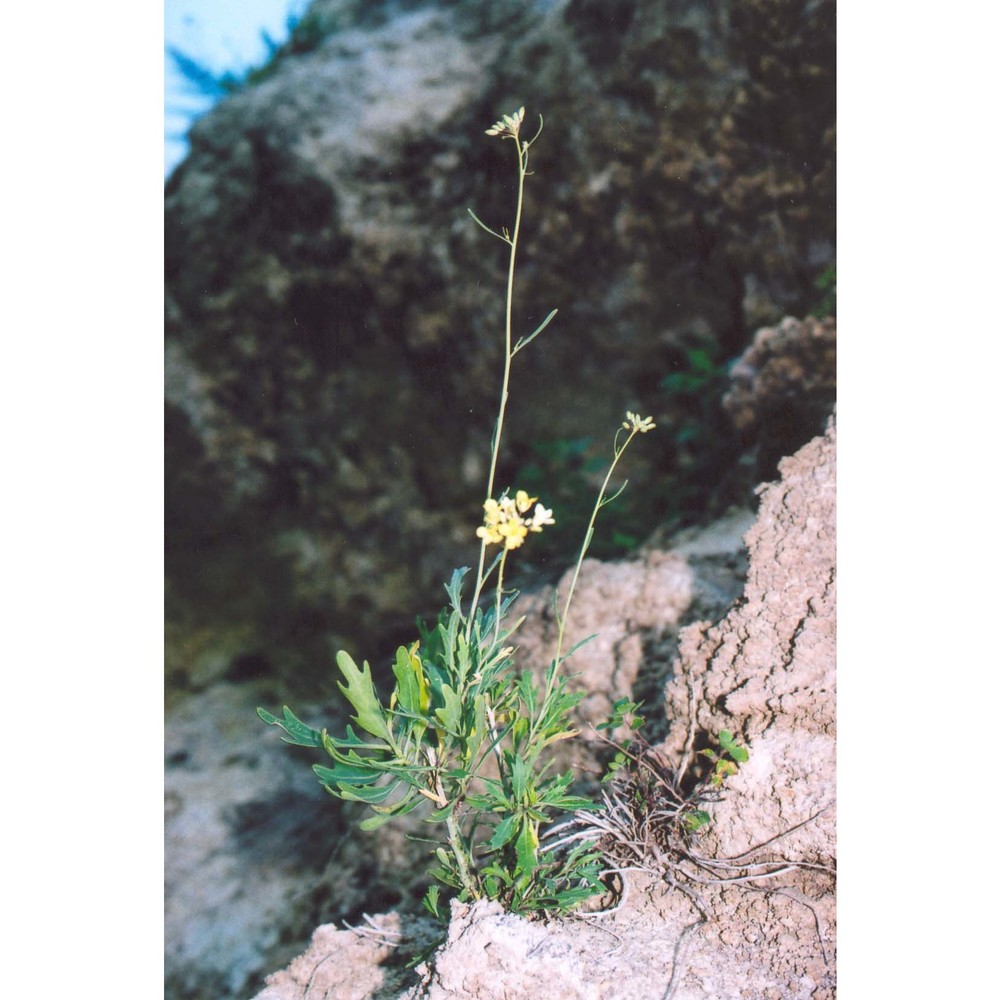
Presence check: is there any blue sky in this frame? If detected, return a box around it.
[164,0,308,176]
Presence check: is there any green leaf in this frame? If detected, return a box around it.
[392,644,432,718]
[328,724,381,748]
[518,671,538,716]
[357,792,422,830]
[545,794,597,811]
[466,208,509,244]
[336,780,400,804]
[313,762,381,786]
[481,864,514,888]
[428,801,456,822]
[684,809,711,831]
[688,348,715,373]
[730,745,749,763]
[511,757,531,801]
[466,783,510,811]
[336,651,394,744]
[509,716,529,749]
[434,683,463,734]
[718,730,735,751]
[443,611,460,678]
[452,630,474,690]
[444,567,470,612]
[465,694,487,763]
[559,632,598,664]
[512,308,558,355]
[359,811,397,831]
[391,646,418,714]
[515,819,539,875]
[487,814,519,851]
[257,706,323,747]
[422,885,442,919]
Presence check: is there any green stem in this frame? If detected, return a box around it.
[494,549,509,644]
[446,809,479,899]
[466,138,529,641]
[545,427,640,702]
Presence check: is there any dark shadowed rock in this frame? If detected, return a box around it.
[165,0,836,688]
[723,314,836,473]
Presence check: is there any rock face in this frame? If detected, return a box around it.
[165,4,836,995]
[512,505,756,747]
[723,314,837,474]
[166,507,753,1000]
[165,678,457,1000]
[165,0,836,687]
[250,416,837,999]
[165,683,339,1000]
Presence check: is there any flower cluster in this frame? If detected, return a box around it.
[623,411,656,434]
[476,490,554,550]
[485,107,525,140]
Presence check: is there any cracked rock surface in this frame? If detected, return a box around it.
[252,417,836,999]
[166,507,752,1000]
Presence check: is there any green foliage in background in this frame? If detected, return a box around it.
[810,262,837,317]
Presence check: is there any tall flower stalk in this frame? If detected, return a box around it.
[258,107,656,919]
[465,107,547,641]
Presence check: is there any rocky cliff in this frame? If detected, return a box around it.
[165,0,835,689]
[252,417,837,1000]
[165,4,835,997]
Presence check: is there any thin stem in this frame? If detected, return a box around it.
[446,810,479,900]
[494,549,509,644]
[427,745,478,899]
[466,137,529,641]
[547,426,640,691]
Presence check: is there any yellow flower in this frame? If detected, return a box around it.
[477,523,503,545]
[476,489,553,548]
[515,490,537,513]
[498,520,528,549]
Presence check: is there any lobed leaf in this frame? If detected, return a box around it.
[444,567,470,612]
[336,651,394,744]
[256,706,323,747]
[422,885,442,919]
[434,683,463,734]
